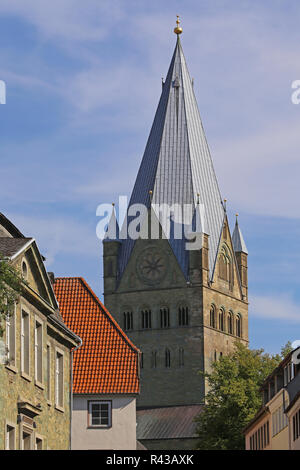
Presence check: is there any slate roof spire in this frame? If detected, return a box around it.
[118,30,225,280]
[232,214,248,254]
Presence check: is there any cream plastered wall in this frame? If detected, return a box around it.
[72,395,137,450]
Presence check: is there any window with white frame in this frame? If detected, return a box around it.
[6,304,16,367]
[22,428,33,450]
[35,436,43,450]
[5,424,15,450]
[21,310,30,376]
[47,344,51,401]
[35,319,43,383]
[88,401,111,427]
[55,351,64,408]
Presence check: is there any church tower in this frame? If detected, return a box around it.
[103,19,249,413]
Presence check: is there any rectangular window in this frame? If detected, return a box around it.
[35,437,43,450]
[5,425,15,450]
[35,319,43,383]
[22,430,32,450]
[47,344,51,401]
[21,310,30,376]
[6,305,16,367]
[55,351,64,408]
[89,401,111,427]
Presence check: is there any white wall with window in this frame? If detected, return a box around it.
[72,395,137,450]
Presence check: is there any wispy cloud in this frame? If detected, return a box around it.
[8,213,98,266]
[251,294,300,324]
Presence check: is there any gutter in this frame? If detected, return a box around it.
[48,313,81,345]
[70,337,82,450]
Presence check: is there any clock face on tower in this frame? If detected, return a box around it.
[136,247,167,285]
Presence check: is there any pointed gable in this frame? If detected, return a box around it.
[53,277,140,395]
[119,37,224,280]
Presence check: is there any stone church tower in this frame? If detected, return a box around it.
[103,21,249,423]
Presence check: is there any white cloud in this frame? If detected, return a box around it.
[0,0,125,42]
[251,294,300,323]
[7,213,98,266]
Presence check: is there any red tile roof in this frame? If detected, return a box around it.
[53,277,140,395]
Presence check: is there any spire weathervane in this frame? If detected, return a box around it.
[174,15,183,35]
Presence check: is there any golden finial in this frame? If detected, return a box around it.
[112,202,115,207]
[174,15,183,35]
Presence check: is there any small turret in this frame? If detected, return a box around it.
[232,214,248,299]
[103,204,121,296]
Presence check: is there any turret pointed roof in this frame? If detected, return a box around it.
[119,35,225,279]
[103,205,120,242]
[232,217,248,254]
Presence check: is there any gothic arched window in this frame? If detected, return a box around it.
[210,305,216,328]
[219,308,225,331]
[218,244,233,285]
[236,314,242,338]
[178,306,189,326]
[141,309,152,329]
[123,311,133,331]
[227,311,233,335]
[165,349,171,368]
[160,307,170,328]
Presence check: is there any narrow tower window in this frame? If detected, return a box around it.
[228,311,233,335]
[236,314,242,338]
[178,306,189,326]
[151,351,157,368]
[160,307,170,328]
[165,349,171,368]
[210,305,216,328]
[123,311,133,331]
[141,310,152,329]
[219,309,225,331]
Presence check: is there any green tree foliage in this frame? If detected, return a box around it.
[195,341,290,450]
[0,256,25,336]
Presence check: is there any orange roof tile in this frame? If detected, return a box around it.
[53,277,140,395]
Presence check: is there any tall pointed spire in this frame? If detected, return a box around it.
[119,27,224,279]
[232,214,248,254]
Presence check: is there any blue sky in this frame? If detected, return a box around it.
[1,0,300,354]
